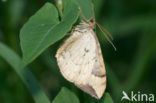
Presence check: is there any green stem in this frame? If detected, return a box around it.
[55,0,63,18]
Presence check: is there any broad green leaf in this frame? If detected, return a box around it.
[20,3,59,66]
[20,2,79,66]
[0,42,50,103]
[74,0,92,19]
[52,87,80,103]
[102,93,114,103]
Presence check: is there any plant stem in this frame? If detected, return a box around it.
[55,0,63,18]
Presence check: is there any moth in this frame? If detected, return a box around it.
[55,9,115,99]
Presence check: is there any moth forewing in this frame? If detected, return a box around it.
[56,22,106,99]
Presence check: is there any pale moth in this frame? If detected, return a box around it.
[56,8,116,99]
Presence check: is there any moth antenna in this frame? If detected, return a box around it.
[96,22,113,40]
[79,8,89,23]
[96,22,117,51]
[91,3,95,21]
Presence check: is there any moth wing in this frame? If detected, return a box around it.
[56,29,106,99]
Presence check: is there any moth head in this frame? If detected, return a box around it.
[88,17,95,29]
[78,7,117,51]
[78,8,95,29]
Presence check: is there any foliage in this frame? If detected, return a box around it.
[20,1,79,66]
[52,87,80,103]
[0,0,156,103]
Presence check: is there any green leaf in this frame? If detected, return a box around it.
[74,0,92,19]
[20,2,79,66]
[88,92,114,103]
[102,93,114,103]
[0,42,51,103]
[52,87,80,103]
[20,3,59,66]
[0,43,21,70]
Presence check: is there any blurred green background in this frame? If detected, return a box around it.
[0,0,156,103]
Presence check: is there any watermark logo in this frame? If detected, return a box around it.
[121,91,131,101]
[121,91,155,102]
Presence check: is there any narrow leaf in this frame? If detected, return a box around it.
[0,42,51,103]
[0,43,21,69]
[52,87,80,103]
[102,93,114,103]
